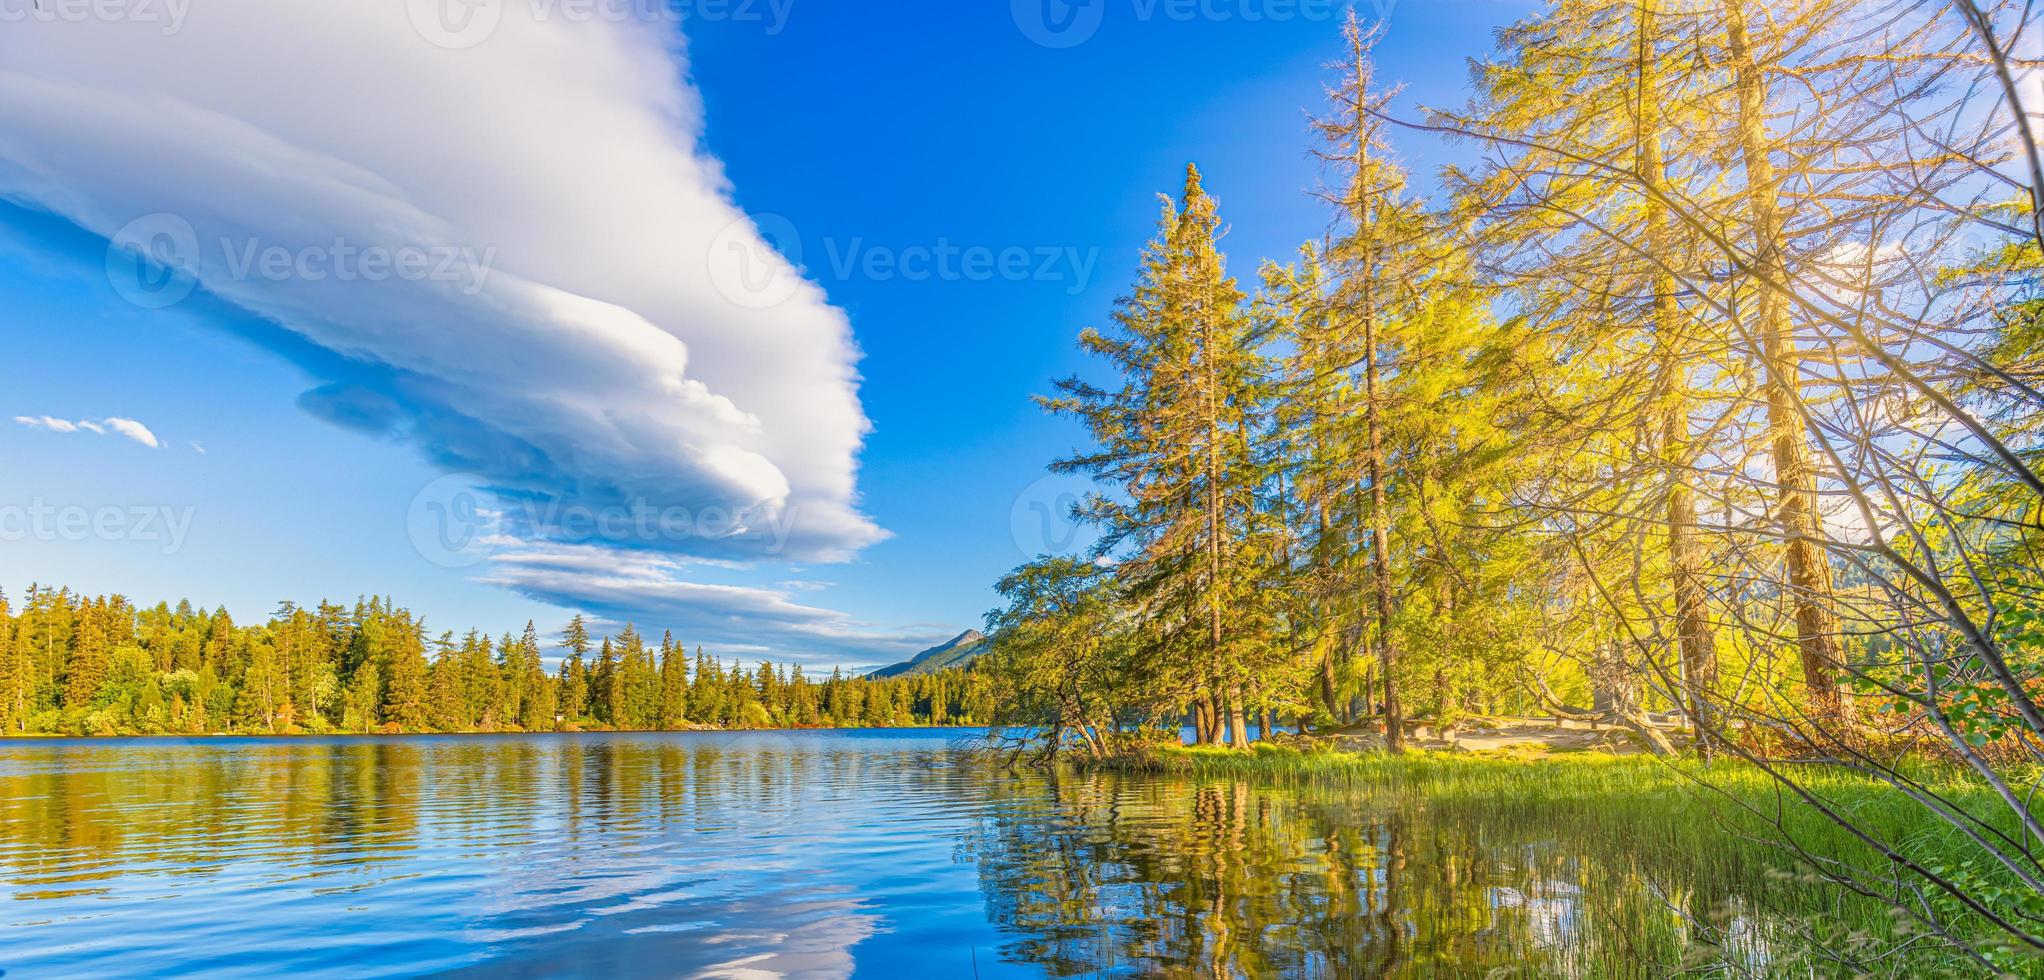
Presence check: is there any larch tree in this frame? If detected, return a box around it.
[1314,14,1433,749]
[1261,249,1359,723]
[1720,0,1850,725]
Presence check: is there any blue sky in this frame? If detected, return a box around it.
[0,0,1529,668]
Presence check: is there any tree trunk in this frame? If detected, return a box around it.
[1725,1,1850,727]
[1360,658,1374,726]
[1434,666,1455,741]
[1316,503,1345,723]
[1669,479,1720,753]
[1640,2,1720,757]
[1202,284,1232,749]
[1319,655,1340,726]
[1227,685,1249,747]
[1350,32,1403,753]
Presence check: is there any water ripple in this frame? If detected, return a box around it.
[0,730,1806,978]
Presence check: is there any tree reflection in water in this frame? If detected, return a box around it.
[956,770,1810,977]
[0,735,1909,977]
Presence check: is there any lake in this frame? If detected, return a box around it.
[0,729,1822,977]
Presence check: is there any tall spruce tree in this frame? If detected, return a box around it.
[1042,163,1268,747]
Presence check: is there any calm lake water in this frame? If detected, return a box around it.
[0,730,1812,977]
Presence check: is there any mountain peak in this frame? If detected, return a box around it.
[866,629,987,679]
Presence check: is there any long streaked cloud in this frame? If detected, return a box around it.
[15,414,161,448]
[0,1,931,660]
[0,1,883,563]
[485,544,955,668]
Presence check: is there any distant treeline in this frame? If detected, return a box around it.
[0,585,996,736]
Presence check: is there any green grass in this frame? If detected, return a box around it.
[1162,742,1998,835]
[1160,742,2014,872]
[1142,742,2043,975]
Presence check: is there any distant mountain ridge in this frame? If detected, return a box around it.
[867,629,986,679]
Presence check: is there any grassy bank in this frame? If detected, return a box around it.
[1150,742,2013,862]
[1123,742,2041,974]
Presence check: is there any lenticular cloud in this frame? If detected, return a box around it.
[0,1,883,562]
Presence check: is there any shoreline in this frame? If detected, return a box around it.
[0,724,993,743]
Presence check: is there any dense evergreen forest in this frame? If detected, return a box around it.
[0,585,993,736]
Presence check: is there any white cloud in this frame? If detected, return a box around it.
[15,414,159,447]
[103,417,160,448]
[0,2,882,563]
[14,415,80,434]
[485,544,956,668]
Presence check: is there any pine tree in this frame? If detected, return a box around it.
[1041,163,1268,747]
[786,664,815,726]
[519,622,555,731]
[659,632,688,728]
[558,615,592,723]
[495,630,524,729]
[236,639,286,732]
[381,620,431,731]
[429,631,463,731]
[460,630,499,730]
[558,653,587,724]
[0,591,23,732]
[63,601,112,711]
[615,625,659,729]
[593,636,619,725]
[562,614,590,661]
[692,649,723,723]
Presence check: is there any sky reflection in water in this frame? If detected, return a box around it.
[0,731,1788,977]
